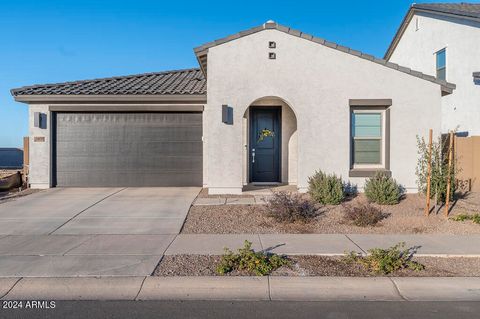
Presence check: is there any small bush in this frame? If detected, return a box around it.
[343,242,424,275]
[364,172,401,205]
[216,240,290,276]
[265,192,318,223]
[451,213,480,224]
[343,203,386,227]
[308,170,345,205]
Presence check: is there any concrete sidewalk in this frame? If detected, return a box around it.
[2,276,480,301]
[166,234,480,257]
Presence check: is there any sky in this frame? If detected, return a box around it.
[0,0,470,147]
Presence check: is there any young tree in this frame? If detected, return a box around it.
[416,135,457,205]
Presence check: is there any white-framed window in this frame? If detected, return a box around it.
[351,109,386,168]
[436,48,446,81]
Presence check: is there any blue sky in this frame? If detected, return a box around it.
[0,0,468,147]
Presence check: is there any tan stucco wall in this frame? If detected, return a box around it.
[205,29,442,194]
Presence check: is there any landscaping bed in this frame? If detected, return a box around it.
[153,254,480,277]
[182,193,480,234]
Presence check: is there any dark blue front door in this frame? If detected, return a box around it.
[250,107,281,183]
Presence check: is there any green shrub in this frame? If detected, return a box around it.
[265,192,318,223]
[343,203,386,227]
[451,213,480,224]
[308,170,345,205]
[364,172,401,205]
[344,242,424,275]
[216,240,290,276]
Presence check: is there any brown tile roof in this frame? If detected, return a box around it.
[11,68,206,96]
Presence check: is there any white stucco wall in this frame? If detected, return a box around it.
[205,29,442,194]
[389,12,480,135]
[28,104,51,189]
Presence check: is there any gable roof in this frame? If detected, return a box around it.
[385,3,480,60]
[194,21,455,94]
[11,68,206,102]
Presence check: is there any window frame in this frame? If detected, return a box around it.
[351,109,386,169]
[435,48,446,81]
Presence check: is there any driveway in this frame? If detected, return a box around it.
[0,187,200,277]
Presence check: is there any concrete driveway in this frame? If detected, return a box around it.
[0,187,200,277]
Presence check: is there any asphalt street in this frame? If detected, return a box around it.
[2,300,480,319]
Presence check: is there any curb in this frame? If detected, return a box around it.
[1,276,480,301]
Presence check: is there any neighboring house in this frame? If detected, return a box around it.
[11,21,455,194]
[0,148,23,169]
[385,3,480,136]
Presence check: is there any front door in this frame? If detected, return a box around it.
[250,107,281,183]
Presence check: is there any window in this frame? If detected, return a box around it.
[351,111,383,166]
[436,49,446,80]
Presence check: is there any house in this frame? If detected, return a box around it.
[11,21,455,194]
[385,3,480,136]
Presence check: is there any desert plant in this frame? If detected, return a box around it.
[216,240,290,276]
[308,170,345,205]
[364,172,401,205]
[343,203,387,227]
[451,213,480,224]
[344,242,424,274]
[416,135,458,203]
[265,192,318,223]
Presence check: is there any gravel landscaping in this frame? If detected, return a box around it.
[153,254,480,277]
[182,193,480,234]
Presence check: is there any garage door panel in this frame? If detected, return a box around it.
[56,126,202,142]
[56,141,203,157]
[54,112,203,187]
[57,171,203,187]
[59,171,203,187]
[56,155,203,172]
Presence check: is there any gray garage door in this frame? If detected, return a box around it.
[54,112,202,187]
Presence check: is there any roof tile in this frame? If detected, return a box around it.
[413,3,480,19]
[11,68,206,96]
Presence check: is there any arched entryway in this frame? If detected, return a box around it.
[242,97,298,185]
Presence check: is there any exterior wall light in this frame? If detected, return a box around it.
[222,104,233,125]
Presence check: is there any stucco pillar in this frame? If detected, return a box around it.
[28,104,51,189]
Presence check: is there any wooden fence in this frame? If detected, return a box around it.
[455,136,480,192]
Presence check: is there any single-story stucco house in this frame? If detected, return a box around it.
[11,21,456,194]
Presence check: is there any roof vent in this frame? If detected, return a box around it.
[264,20,277,28]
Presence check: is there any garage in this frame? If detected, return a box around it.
[52,112,203,187]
